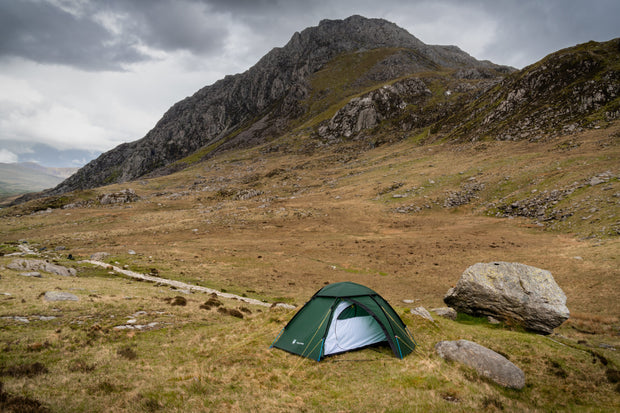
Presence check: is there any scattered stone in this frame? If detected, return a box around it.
[435,339,525,389]
[99,188,140,205]
[444,262,569,334]
[19,272,42,278]
[402,299,415,304]
[43,291,79,302]
[443,182,485,207]
[410,306,434,322]
[588,172,613,186]
[431,307,457,320]
[7,259,76,277]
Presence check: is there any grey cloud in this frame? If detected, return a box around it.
[0,0,233,71]
[116,0,231,55]
[469,0,620,67]
[0,0,147,70]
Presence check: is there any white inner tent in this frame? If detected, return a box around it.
[323,300,387,356]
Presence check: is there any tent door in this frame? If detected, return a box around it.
[323,300,387,356]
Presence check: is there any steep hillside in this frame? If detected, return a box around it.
[444,38,620,142]
[34,15,508,198]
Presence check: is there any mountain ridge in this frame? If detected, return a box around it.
[13,17,619,206]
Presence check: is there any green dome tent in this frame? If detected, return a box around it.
[271,282,417,361]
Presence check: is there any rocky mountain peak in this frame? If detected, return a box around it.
[29,15,507,200]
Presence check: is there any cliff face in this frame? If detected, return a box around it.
[45,15,507,196]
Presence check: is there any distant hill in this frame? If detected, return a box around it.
[0,162,77,200]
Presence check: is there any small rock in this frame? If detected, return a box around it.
[488,316,501,324]
[2,316,30,323]
[431,307,457,320]
[43,291,79,302]
[435,339,525,389]
[90,252,110,261]
[402,299,416,304]
[410,306,434,322]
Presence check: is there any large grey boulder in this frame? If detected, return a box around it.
[444,262,569,334]
[435,339,525,389]
[8,259,76,277]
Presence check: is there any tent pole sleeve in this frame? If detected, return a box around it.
[318,338,325,361]
[269,327,285,348]
[395,336,403,359]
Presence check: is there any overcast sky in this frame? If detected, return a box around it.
[1,0,618,166]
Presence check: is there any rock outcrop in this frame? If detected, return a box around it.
[318,79,431,141]
[99,188,140,205]
[447,38,620,141]
[7,259,76,277]
[444,262,569,334]
[435,339,525,389]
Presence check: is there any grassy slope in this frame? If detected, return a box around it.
[1,121,618,411]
